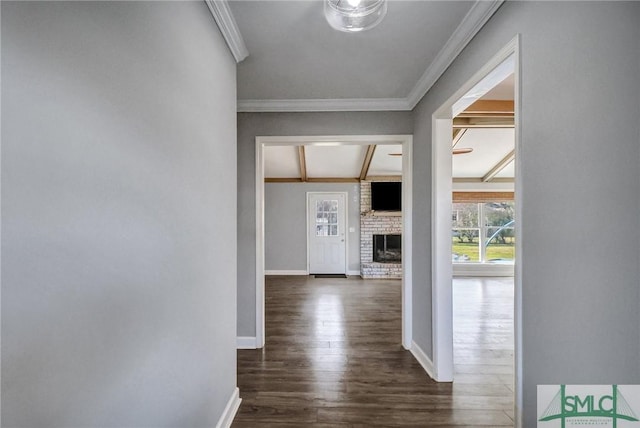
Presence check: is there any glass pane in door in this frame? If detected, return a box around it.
[315,199,339,236]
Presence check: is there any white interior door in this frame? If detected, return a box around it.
[308,193,347,274]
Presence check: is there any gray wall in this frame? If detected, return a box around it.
[2,2,238,427]
[412,2,640,425]
[265,182,361,273]
[238,112,413,336]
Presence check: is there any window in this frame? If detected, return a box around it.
[315,199,338,236]
[452,202,515,263]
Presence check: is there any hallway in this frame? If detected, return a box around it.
[233,276,514,427]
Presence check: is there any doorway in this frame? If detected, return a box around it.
[255,135,413,349]
[307,192,347,274]
[431,35,522,423]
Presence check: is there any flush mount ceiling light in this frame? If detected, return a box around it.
[312,142,343,147]
[325,0,387,33]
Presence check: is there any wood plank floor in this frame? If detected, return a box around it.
[233,275,514,427]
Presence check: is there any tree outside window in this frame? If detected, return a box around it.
[452,202,515,263]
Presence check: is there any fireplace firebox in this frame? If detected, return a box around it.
[373,234,401,263]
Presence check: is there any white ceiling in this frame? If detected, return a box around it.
[263,73,515,182]
[229,1,514,182]
[263,135,514,181]
[264,143,400,181]
[225,0,503,111]
[452,129,514,178]
[263,146,301,178]
[305,145,366,178]
[368,145,402,176]
[482,74,514,100]
[494,159,514,178]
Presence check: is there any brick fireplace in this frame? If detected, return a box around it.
[360,180,402,279]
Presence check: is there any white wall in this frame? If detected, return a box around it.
[1,2,238,426]
[265,182,361,273]
[237,112,413,336]
[412,2,640,425]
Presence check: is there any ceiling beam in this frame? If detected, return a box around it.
[456,112,514,119]
[298,146,307,182]
[265,178,303,183]
[453,117,514,129]
[265,177,362,183]
[453,191,514,203]
[452,129,467,148]
[482,149,515,182]
[453,177,514,184]
[366,175,402,181]
[359,145,377,181]
[307,177,360,183]
[460,99,514,115]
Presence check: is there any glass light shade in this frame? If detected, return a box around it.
[324,0,387,33]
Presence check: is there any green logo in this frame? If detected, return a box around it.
[539,385,639,427]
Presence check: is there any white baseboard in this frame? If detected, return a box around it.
[215,387,241,428]
[265,269,308,276]
[237,336,258,349]
[453,263,514,277]
[410,340,436,381]
[265,269,362,277]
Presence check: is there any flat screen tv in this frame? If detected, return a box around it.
[371,182,401,211]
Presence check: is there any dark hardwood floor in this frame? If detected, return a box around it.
[233,275,514,427]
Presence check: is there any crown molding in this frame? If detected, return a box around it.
[405,0,504,109]
[237,97,410,113]
[205,0,249,63]
[235,0,503,112]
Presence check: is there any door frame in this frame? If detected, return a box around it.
[431,35,521,423]
[255,135,413,349]
[306,191,348,275]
